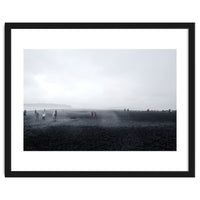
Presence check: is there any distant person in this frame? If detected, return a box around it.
[42,113,46,120]
[91,111,94,118]
[147,109,149,112]
[93,111,97,118]
[35,111,37,120]
[42,110,46,120]
[127,108,129,112]
[35,112,39,120]
[35,109,36,114]
[53,110,57,121]
[24,110,27,116]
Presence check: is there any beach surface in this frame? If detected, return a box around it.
[24,110,176,151]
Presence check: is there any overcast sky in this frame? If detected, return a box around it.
[24,49,176,110]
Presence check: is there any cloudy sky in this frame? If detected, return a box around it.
[24,49,176,110]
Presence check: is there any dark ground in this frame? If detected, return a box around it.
[24,110,176,151]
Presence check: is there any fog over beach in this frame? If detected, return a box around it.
[24,49,176,151]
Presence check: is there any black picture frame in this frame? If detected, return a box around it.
[5,23,195,177]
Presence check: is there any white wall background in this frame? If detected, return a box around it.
[0,0,199,200]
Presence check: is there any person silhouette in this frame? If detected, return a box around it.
[53,110,57,121]
[35,112,39,120]
[42,109,46,120]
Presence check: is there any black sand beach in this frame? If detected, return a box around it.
[24,110,176,151]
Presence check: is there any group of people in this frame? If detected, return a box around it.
[24,109,58,121]
[91,111,97,118]
[34,109,46,120]
[25,109,99,120]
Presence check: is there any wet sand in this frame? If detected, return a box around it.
[24,110,176,151]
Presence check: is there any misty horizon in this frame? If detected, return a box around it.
[24,103,177,111]
[24,49,176,110]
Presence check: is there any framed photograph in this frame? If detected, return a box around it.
[5,23,195,177]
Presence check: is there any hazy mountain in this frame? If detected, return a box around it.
[24,103,71,110]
